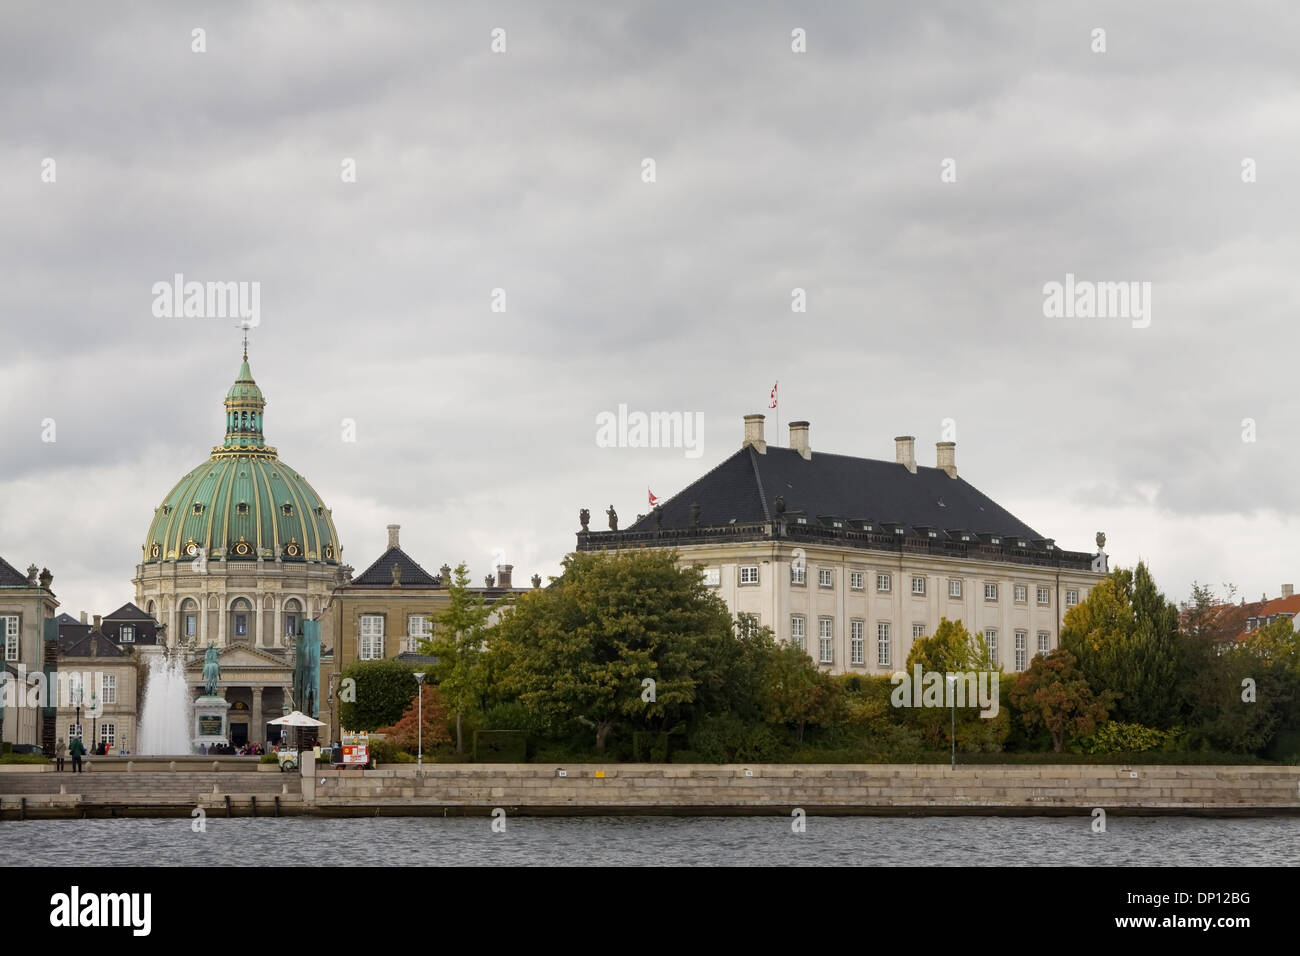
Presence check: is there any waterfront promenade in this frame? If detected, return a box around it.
[2,760,1298,818]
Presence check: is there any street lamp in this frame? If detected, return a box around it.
[945,674,958,771]
[413,672,426,773]
[91,689,98,753]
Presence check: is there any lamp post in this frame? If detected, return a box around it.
[413,672,426,773]
[946,674,958,771]
[91,689,98,753]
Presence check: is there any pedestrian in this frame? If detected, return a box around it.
[69,736,85,772]
[55,737,66,771]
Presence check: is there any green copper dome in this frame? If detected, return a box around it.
[142,353,342,566]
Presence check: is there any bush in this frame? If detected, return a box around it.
[1075,721,1179,755]
[0,753,50,764]
[259,753,278,765]
[368,736,414,764]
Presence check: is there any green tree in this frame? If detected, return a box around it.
[1061,563,1183,728]
[425,562,496,755]
[1009,649,1111,752]
[762,641,839,744]
[490,550,730,754]
[905,618,990,673]
[338,658,421,731]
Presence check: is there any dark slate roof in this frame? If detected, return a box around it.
[62,631,127,658]
[54,613,81,626]
[0,556,30,587]
[351,547,441,587]
[104,602,156,622]
[58,621,91,648]
[627,445,1043,539]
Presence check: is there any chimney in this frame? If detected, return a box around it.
[1283,584,1294,599]
[92,614,102,630]
[497,564,513,588]
[80,611,88,625]
[387,524,400,550]
[789,421,811,460]
[742,414,767,453]
[936,441,957,478]
[895,436,916,474]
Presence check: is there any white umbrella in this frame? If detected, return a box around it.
[269,711,326,727]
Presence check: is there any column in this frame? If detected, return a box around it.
[217,596,226,646]
[168,600,177,648]
[274,598,283,649]
[200,594,209,645]
[251,687,263,747]
[253,601,261,648]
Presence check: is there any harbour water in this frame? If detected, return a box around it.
[3,815,1297,866]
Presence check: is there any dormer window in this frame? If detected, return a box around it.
[119,626,134,643]
[193,503,204,515]
[961,534,971,542]
[237,502,249,516]
[281,503,293,517]
[796,517,807,525]
[927,531,937,539]
[991,537,1000,545]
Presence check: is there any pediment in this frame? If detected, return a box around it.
[186,644,290,671]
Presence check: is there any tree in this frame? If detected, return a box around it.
[762,641,838,744]
[337,658,421,731]
[375,684,452,754]
[905,618,990,673]
[426,562,495,754]
[1061,563,1183,728]
[1010,649,1111,752]
[490,550,730,754]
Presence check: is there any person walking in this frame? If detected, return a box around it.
[55,737,66,771]
[69,736,85,773]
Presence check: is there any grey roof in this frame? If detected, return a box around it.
[62,631,127,658]
[0,556,30,587]
[351,547,441,587]
[103,602,156,622]
[627,445,1044,540]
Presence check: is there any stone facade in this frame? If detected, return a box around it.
[0,560,60,748]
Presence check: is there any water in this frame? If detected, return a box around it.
[137,655,193,755]
[3,816,1297,866]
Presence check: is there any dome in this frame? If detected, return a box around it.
[142,352,342,566]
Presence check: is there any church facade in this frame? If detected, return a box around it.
[130,349,347,744]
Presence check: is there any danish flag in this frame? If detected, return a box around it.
[648,488,660,508]
[769,381,778,409]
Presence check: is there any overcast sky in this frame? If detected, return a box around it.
[2,1,1298,618]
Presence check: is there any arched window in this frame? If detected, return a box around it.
[283,598,302,643]
[180,598,199,641]
[229,597,252,642]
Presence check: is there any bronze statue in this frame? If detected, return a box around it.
[202,642,221,696]
[579,508,590,532]
[607,505,618,532]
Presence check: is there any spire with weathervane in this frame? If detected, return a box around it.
[212,330,278,457]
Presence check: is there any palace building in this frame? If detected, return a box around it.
[577,414,1108,676]
[131,347,347,743]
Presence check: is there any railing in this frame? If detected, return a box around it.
[576,521,1095,571]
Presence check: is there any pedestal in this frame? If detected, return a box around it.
[192,695,231,751]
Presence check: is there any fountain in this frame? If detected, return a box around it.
[137,653,195,755]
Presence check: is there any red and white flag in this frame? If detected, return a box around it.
[769,381,778,409]
[648,488,660,508]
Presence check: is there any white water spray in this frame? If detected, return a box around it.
[138,654,194,754]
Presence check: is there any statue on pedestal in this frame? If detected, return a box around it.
[202,642,221,697]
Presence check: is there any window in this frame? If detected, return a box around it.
[818,568,833,589]
[702,568,720,587]
[68,723,82,741]
[119,625,134,643]
[100,674,117,705]
[1014,584,1028,603]
[948,579,962,599]
[1037,631,1051,656]
[409,615,432,642]
[739,566,759,586]
[1015,631,1027,671]
[850,620,864,665]
[791,563,806,586]
[984,583,998,602]
[184,613,197,638]
[3,616,18,661]
[235,614,247,636]
[237,502,249,515]
[1065,589,1079,607]
[100,723,115,747]
[913,623,925,640]
[877,573,891,593]
[285,614,298,638]
[876,623,891,667]
[911,576,926,596]
[1037,587,1051,606]
[818,618,833,665]
[281,503,294,517]
[360,615,385,660]
[850,570,864,590]
[68,672,84,706]
[193,503,204,515]
[790,615,806,650]
[985,628,998,668]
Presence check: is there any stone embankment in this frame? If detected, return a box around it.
[2,761,1298,818]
